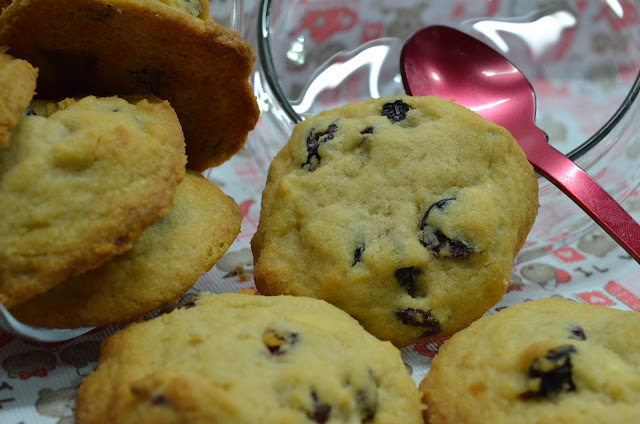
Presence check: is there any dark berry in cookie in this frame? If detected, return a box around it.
[303,123,338,171]
[521,345,577,400]
[263,328,299,356]
[307,391,331,423]
[395,308,441,336]
[420,198,474,259]
[353,243,365,266]
[395,267,421,297]
[569,325,587,341]
[356,391,377,422]
[381,100,411,123]
[150,394,167,406]
[355,381,378,422]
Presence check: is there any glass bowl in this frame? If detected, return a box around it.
[255,0,640,255]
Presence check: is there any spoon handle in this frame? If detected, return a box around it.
[525,129,640,263]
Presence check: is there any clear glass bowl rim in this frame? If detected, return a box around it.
[257,0,640,161]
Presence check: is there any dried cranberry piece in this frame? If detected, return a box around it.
[520,345,577,400]
[395,267,421,297]
[263,328,299,356]
[307,391,331,423]
[420,198,474,259]
[353,243,365,266]
[395,308,441,336]
[303,123,338,171]
[356,389,377,422]
[381,100,411,123]
[150,394,166,406]
[115,235,130,247]
[360,126,373,135]
[569,325,587,341]
[424,231,473,258]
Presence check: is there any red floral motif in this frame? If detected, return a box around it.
[290,8,358,43]
[238,199,259,240]
[605,281,640,311]
[239,199,255,219]
[594,0,638,32]
[452,0,500,18]
[360,22,383,43]
[553,246,585,263]
[19,368,48,380]
[556,269,572,284]
[576,290,614,306]
[552,27,577,61]
[506,281,523,292]
[414,337,450,357]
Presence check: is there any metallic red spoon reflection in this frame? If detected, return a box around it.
[401,25,640,263]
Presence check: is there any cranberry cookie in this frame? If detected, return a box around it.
[252,96,539,347]
[157,0,210,19]
[0,47,37,147]
[0,95,186,308]
[75,292,424,423]
[421,298,640,423]
[10,171,241,328]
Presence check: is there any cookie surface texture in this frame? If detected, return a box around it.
[155,0,210,18]
[0,0,259,171]
[9,171,241,328]
[0,47,37,147]
[252,96,539,347]
[0,95,186,308]
[75,292,424,424]
[420,298,640,424]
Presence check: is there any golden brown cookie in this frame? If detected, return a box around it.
[420,298,640,424]
[0,47,37,147]
[0,0,259,171]
[252,96,539,348]
[0,95,186,308]
[9,171,241,328]
[75,292,424,424]
[157,0,209,19]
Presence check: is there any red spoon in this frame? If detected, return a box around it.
[401,25,640,263]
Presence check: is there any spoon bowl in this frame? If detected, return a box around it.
[401,25,640,264]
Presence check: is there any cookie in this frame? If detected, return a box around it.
[157,0,210,19]
[420,298,640,424]
[252,96,539,347]
[0,95,186,308]
[0,0,259,171]
[75,292,424,424]
[0,47,37,147]
[9,170,241,328]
